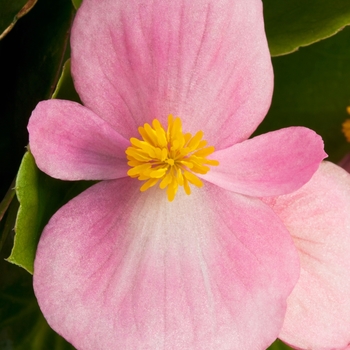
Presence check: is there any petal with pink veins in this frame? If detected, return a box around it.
[263,161,350,350]
[71,0,273,148]
[34,179,299,350]
[28,99,130,180]
[202,127,326,197]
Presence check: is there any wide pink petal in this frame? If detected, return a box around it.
[71,0,273,149]
[202,127,326,197]
[34,180,299,350]
[263,161,350,350]
[28,100,130,180]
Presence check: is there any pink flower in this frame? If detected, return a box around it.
[27,0,340,349]
[263,162,350,350]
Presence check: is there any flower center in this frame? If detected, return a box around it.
[126,115,219,201]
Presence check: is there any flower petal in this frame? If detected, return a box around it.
[202,127,326,197]
[263,161,350,350]
[71,0,273,148]
[34,180,299,350]
[28,100,130,180]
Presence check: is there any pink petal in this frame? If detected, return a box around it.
[34,180,299,350]
[202,127,326,197]
[71,0,273,149]
[28,100,130,180]
[263,161,350,350]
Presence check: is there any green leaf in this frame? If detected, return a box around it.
[9,151,94,273]
[52,58,81,103]
[256,26,350,162]
[9,151,58,273]
[267,339,293,350]
[71,0,82,10]
[0,0,73,201]
[0,0,37,40]
[263,0,350,56]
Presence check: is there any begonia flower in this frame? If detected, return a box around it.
[263,162,350,350]
[28,0,328,349]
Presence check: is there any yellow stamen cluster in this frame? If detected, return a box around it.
[126,115,219,201]
[342,107,350,142]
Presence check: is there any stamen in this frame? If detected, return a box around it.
[125,115,219,201]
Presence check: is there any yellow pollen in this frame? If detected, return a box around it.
[342,107,350,142]
[126,115,219,201]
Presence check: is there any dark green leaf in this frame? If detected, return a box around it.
[0,0,37,40]
[71,0,82,10]
[263,0,350,56]
[267,339,293,350]
[256,26,350,162]
[52,59,81,103]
